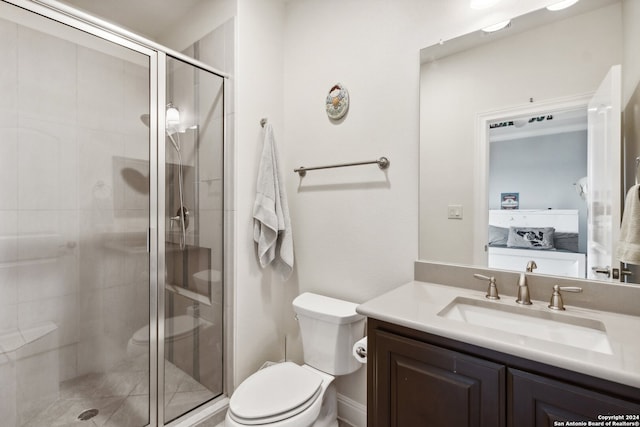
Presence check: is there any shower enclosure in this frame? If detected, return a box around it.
[0,0,227,425]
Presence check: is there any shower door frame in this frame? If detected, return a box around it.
[1,0,230,425]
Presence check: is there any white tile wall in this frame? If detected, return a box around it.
[0,351,17,427]
[0,210,18,333]
[0,18,18,120]
[0,128,18,210]
[17,26,77,126]
[77,47,125,132]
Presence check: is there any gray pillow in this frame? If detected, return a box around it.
[507,227,555,250]
[488,225,509,246]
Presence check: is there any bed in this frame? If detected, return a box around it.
[487,209,586,278]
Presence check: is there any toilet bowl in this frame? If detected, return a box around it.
[225,293,365,427]
[127,313,209,356]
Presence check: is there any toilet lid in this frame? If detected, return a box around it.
[229,362,322,424]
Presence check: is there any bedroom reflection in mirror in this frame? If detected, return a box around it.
[486,108,587,279]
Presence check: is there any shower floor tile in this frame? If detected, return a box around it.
[21,353,216,427]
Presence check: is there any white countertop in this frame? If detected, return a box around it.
[356,281,640,389]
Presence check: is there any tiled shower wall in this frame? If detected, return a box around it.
[0,13,150,424]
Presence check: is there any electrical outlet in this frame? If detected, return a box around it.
[447,204,463,219]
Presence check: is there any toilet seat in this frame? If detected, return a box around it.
[228,362,323,425]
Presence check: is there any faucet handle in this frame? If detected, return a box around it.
[548,285,582,311]
[474,273,500,300]
[557,286,582,292]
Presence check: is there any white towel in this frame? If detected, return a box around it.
[253,123,294,279]
[617,184,640,264]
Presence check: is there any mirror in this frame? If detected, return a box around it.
[419,0,640,283]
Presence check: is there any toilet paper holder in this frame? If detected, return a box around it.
[353,336,368,364]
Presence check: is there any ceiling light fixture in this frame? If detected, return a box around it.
[546,0,579,11]
[470,0,501,10]
[482,20,511,33]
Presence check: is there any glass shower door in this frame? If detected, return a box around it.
[0,2,153,425]
[163,56,225,422]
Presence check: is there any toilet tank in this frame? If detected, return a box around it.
[293,293,365,376]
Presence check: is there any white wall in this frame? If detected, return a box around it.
[235,0,300,390]
[281,1,423,408]
[489,131,588,211]
[157,0,237,53]
[623,0,640,107]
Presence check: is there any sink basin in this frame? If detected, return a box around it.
[437,297,613,354]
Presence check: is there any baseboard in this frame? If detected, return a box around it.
[337,393,366,427]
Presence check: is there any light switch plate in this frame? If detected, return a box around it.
[448,204,463,219]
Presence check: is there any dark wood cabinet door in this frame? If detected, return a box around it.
[371,329,505,427]
[509,369,640,427]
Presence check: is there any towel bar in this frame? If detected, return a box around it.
[294,157,390,177]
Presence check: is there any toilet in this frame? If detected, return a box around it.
[225,292,365,427]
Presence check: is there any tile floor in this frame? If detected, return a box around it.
[21,353,217,426]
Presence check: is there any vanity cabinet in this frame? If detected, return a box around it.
[367,319,640,427]
[510,369,640,427]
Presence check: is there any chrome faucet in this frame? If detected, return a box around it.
[516,260,536,305]
[516,273,532,305]
[548,285,583,310]
[474,273,500,300]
